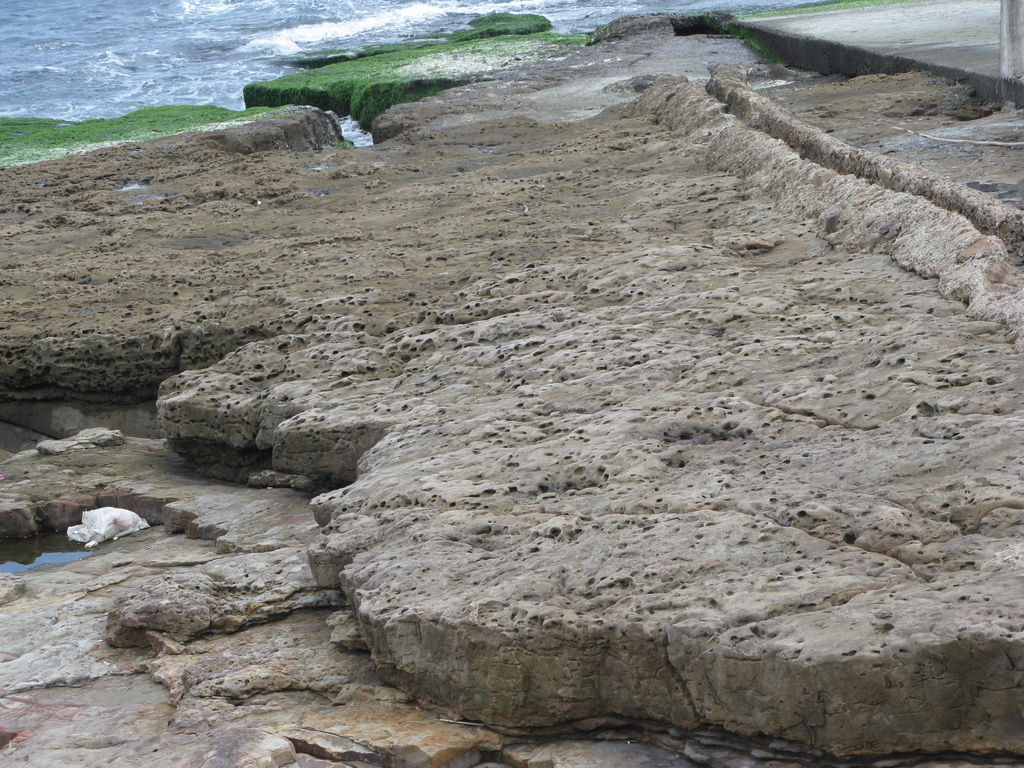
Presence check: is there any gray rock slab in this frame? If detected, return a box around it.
[747,0,1001,78]
[0,529,217,696]
[105,547,340,646]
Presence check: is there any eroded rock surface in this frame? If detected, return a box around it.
[105,548,339,646]
[3,18,1024,767]
[0,108,342,404]
[164,60,1024,762]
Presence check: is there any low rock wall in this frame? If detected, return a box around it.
[706,66,1024,263]
[629,78,1024,350]
[730,19,1024,106]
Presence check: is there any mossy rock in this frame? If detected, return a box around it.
[246,32,586,128]
[447,13,552,42]
[0,105,286,167]
[284,39,447,69]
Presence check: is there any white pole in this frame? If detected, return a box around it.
[1002,0,1024,79]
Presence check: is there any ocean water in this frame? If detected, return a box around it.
[0,0,806,122]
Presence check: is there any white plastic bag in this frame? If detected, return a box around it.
[67,506,150,548]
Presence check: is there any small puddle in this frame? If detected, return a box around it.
[751,79,792,91]
[340,115,373,147]
[0,401,167,573]
[0,533,91,573]
[131,193,169,206]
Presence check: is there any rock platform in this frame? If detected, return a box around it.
[2,18,1024,768]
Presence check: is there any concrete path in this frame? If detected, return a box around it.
[746,0,1001,78]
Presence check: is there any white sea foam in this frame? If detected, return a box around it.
[180,0,277,16]
[340,115,373,146]
[98,49,129,67]
[237,0,566,55]
[240,3,452,54]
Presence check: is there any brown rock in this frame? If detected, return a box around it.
[104,572,222,647]
[36,427,124,455]
[198,728,296,768]
[326,609,369,651]
[0,500,38,539]
[280,728,381,764]
[95,490,171,525]
[38,496,94,531]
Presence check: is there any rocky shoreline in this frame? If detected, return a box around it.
[3,16,1024,768]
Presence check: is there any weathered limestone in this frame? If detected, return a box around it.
[645,81,1024,345]
[157,69,1024,755]
[706,66,1024,261]
[0,109,342,407]
[4,19,1024,766]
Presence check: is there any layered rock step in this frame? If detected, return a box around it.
[159,74,1024,758]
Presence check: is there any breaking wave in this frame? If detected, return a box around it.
[240,3,452,54]
[238,0,560,55]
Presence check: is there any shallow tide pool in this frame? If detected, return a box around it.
[0,533,92,573]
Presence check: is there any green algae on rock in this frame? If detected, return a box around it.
[245,32,587,128]
[0,105,288,167]
[283,40,444,70]
[446,12,552,42]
